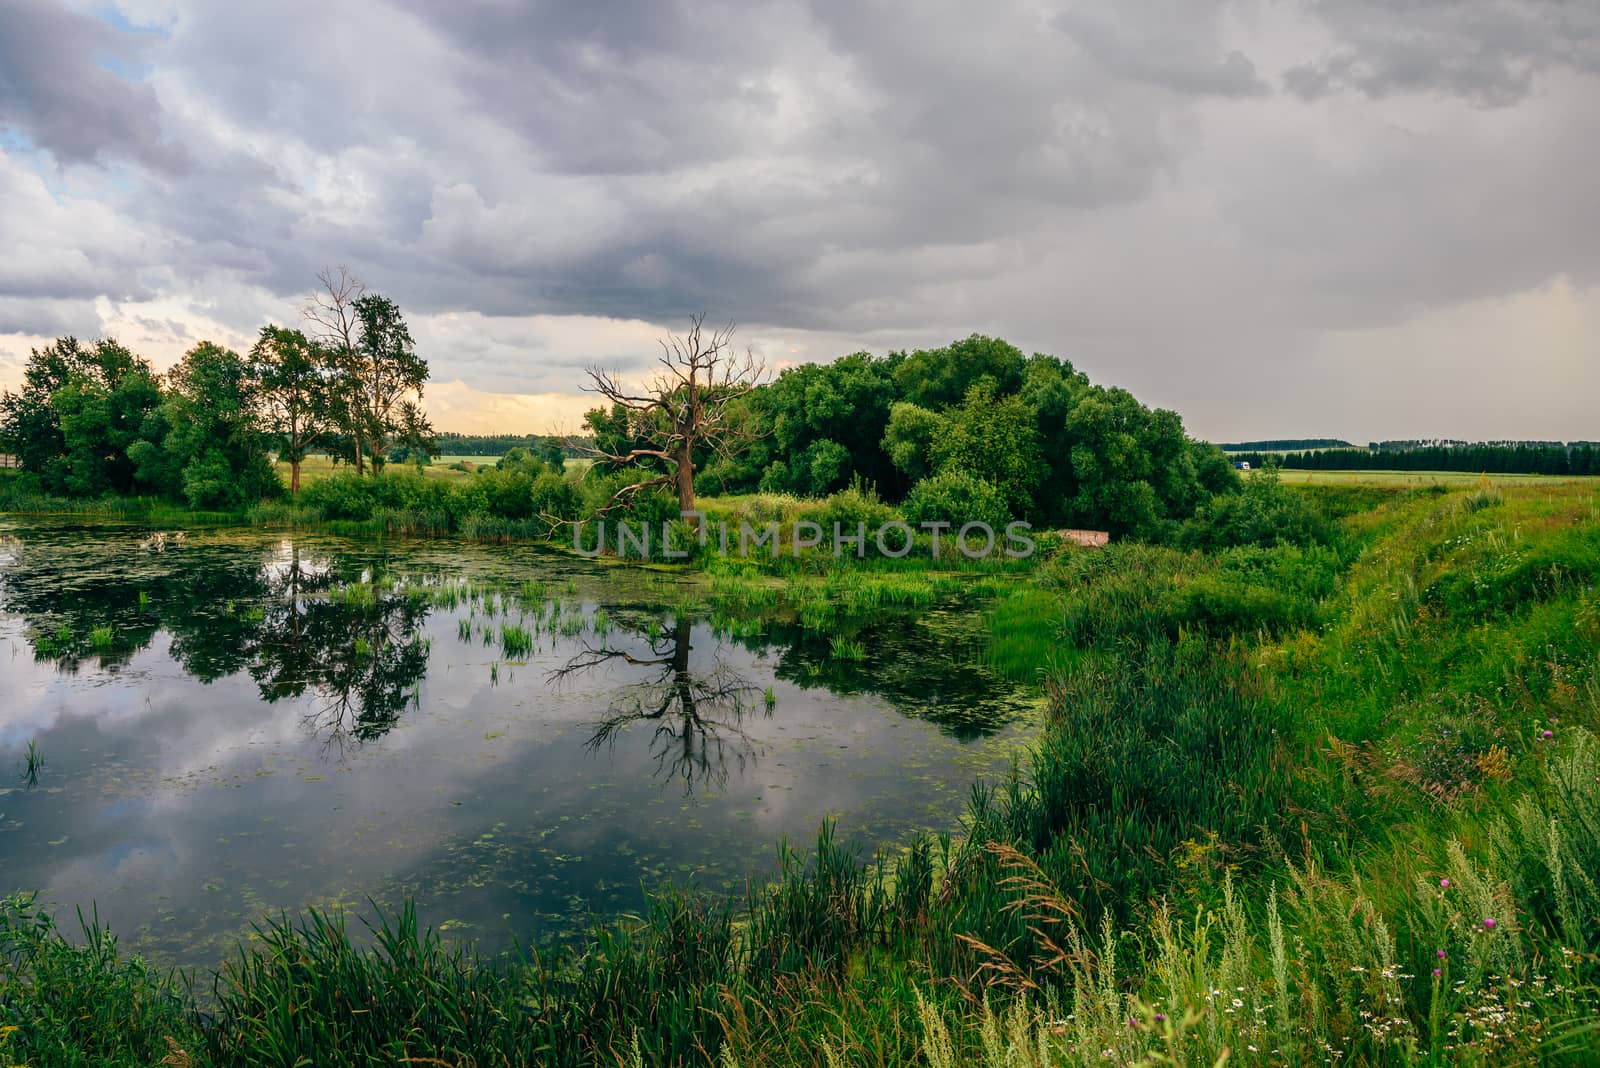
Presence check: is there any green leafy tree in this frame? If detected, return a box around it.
[881,401,944,485]
[161,341,277,509]
[252,325,333,494]
[928,383,1046,517]
[393,400,438,470]
[350,293,428,473]
[0,337,165,496]
[741,352,905,496]
[891,334,1026,409]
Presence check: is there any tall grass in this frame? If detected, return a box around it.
[500,623,533,658]
[0,894,196,1067]
[20,739,43,788]
[982,587,1064,682]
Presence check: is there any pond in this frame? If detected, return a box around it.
[0,518,1039,969]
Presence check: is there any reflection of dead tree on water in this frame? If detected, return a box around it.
[548,615,766,792]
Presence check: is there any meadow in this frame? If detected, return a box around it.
[4,473,1599,1066]
[272,454,513,486]
[1276,468,1600,488]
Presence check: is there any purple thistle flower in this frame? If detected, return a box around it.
[1542,730,1554,739]
[1433,968,1442,977]
[1440,878,1450,889]
[1484,918,1497,930]
[1437,949,1447,959]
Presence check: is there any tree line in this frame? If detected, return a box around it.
[6,308,1265,540]
[1219,438,1355,451]
[0,269,433,507]
[1228,443,1600,476]
[431,432,573,457]
[583,330,1242,538]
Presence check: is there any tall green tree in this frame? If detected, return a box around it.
[252,325,332,494]
[881,401,943,484]
[0,337,165,496]
[350,294,428,474]
[160,341,277,509]
[929,383,1046,517]
[892,334,1027,409]
[742,352,906,496]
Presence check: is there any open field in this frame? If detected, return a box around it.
[257,460,1600,494]
[273,454,482,486]
[272,455,593,488]
[1276,468,1600,487]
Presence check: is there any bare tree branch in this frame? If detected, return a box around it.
[570,314,767,532]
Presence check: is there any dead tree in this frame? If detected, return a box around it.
[575,315,765,525]
[302,266,369,475]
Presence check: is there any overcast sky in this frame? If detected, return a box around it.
[1,0,1596,442]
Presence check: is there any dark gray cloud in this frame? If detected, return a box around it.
[0,298,96,339]
[1289,0,1600,105]
[0,0,185,170]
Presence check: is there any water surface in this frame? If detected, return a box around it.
[0,519,1037,967]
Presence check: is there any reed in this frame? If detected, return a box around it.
[828,635,867,661]
[21,739,43,788]
[500,624,533,659]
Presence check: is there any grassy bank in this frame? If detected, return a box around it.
[4,483,1600,1066]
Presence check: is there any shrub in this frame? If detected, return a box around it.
[578,470,680,527]
[902,470,1012,534]
[1182,468,1335,551]
[799,477,897,535]
[757,460,791,494]
[530,471,582,521]
[494,447,547,475]
[470,468,537,519]
[300,472,382,520]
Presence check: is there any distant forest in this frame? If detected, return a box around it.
[1229,442,1600,476]
[1219,438,1355,451]
[431,432,573,456]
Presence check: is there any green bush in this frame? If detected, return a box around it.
[578,469,680,528]
[902,470,1012,534]
[1182,468,1336,551]
[494,447,548,475]
[299,472,384,520]
[470,467,538,519]
[799,477,898,535]
[530,471,582,521]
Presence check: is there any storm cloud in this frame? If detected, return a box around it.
[0,0,1595,440]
